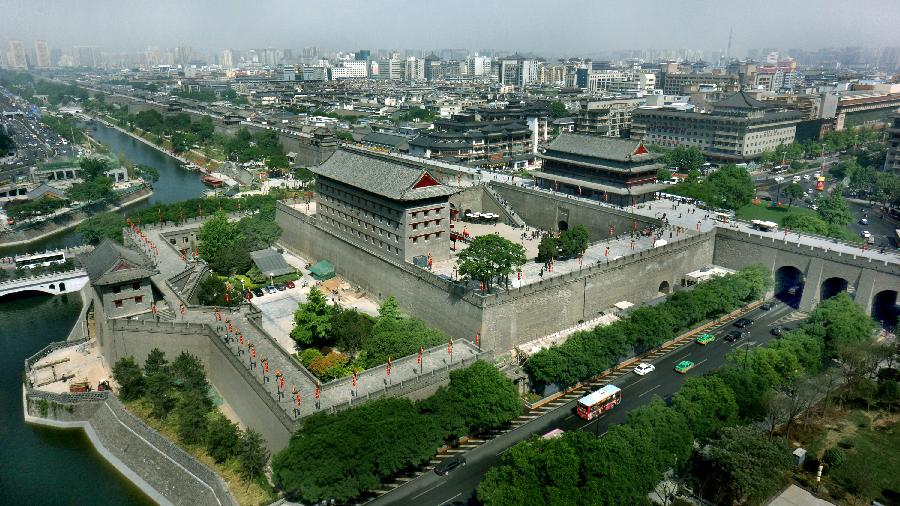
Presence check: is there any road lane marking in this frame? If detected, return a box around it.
[411,485,441,501]
[438,493,462,506]
[639,384,661,397]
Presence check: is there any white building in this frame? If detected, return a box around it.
[405,57,425,82]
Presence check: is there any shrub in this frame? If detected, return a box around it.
[824,447,846,468]
[297,348,323,368]
[308,352,348,379]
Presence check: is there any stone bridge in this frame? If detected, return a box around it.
[713,228,900,320]
[0,269,90,298]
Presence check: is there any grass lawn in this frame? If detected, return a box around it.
[793,409,898,505]
[734,203,818,225]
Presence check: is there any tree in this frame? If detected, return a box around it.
[290,287,334,347]
[170,352,211,400]
[558,225,589,257]
[238,428,270,482]
[816,186,852,228]
[849,164,876,193]
[706,164,754,209]
[145,371,175,419]
[143,348,169,376]
[77,211,127,244]
[331,309,375,353]
[112,357,144,401]
[66,175,115,203]
[548,101,568,119]
[197,274,242,307]
[803,292,876,358]
[457,234,526,291]
[205,413,240,464]
[420,361,522,437]
[657,168,673,182]
[197,211,251,274]
[363,317,447,368]
[377,295,403,321]
[536,235,558,262]
[781,183,804,207]
[662,146,705,172]
[673,376,738,440]
[873,172,900,208]
[78,157,110,180]
[174,389,210,445]
[691,426,791,505]
[782,213,829,235]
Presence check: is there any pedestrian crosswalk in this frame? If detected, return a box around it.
[773,311,808,326]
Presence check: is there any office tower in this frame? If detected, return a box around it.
[34,40,50,67]
[8,40,28,68]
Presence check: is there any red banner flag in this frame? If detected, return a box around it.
[239,334,243,345]
[225,291,230,303]
[246,290,251,302]
[448,338,453,355]
[251,347,256,359]
[387,356,392,376]
[228,322,232,333]
[279,376,284,390]
[417,351,422,365]
[264,360,269,374]
[295,392,301,406]
[352,368,357,387]
[180,304,185,317]
[476,332,480,347]
[151,303,157,315]
[315,382,319,400]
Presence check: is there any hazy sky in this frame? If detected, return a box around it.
[3,0,899,56]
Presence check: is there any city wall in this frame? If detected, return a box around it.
[276,201,716,353]
[713,227,900,312]
[489,182,660,240]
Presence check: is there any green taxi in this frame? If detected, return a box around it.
[695,333,715,345]
[674,360,695,374]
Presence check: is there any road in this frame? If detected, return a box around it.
[372,300,801,506]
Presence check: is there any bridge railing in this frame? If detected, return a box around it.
[0,268,87,288]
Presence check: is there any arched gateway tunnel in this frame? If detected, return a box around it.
[713,228,900,321]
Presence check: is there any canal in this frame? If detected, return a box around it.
[1,119,208,255]
[0,119,207,504]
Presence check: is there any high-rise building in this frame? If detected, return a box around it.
[221,49,233,69]
[34,40,51,68]
[8,40,28,68]
[74,46,97,68]
[174,45,192,65]
[376,57,403,80]
[404,57,425,81]
[355,49,370,61]
[883,113,899,172]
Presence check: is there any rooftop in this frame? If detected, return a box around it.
[313,147,458,202]
[543,133,658,163]
[83,238,156,286]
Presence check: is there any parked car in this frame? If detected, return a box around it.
[761,301,776,310]
[634,363,656,375]
[771,326,787,337]
[285,280,296,289]
[733,318,754,328]
[276,283,287,291]
[434,455,466,476]
[252,287,265,297]
[674,360,696,374]
[266,285,277,294]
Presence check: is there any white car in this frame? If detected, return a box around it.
[803,174,811,181]
[773,176,785,183]
[859,218,869,225]
[861,230,871,238]
[813,172,821,178]
[634,363,656,376]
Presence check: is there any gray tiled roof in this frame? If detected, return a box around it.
[714,91,767,110]
[83,238,155,286]
[312,148,458,201]
[361,132,409,149]
[249,249,294,277]
[545,133,657,162]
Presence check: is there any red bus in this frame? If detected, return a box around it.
[815,176,826,191]
[576,385,622,420]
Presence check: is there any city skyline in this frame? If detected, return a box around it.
[3,0,899,58]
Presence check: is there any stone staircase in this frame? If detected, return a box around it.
[483,185,526,228]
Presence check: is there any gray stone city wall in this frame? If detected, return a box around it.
[277,201,716,353]
[449,186,518,226]
[24,390,235,506]
[105,318,293,451]
[276,203,487,345]
[481,232,716,351]
[713,227,900,313]
[489,182,660,241]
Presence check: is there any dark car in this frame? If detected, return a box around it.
[434,455,466,476]
[733,318,754,328]
[252,288,265,297]
[724,330,748,342]
[771,326,787,337]
[761,301,776,311]
[276,283,287,291]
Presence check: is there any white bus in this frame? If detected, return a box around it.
[751,220,778,232]
[14,250,66,269]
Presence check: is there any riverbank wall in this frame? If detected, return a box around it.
[0,185,152,249]
[22,339,236,506]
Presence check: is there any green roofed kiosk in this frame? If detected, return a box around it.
[309,260,335,281]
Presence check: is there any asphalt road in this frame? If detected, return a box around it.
[372,300,800,506]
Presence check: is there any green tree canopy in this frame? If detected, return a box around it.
[330,309,375,353]
[197,211,251,274]
[548,101,568,119]
[457,234,526,291]
[707,164,754,209]
[781,182,805,207]
[290,287,334,348]
[205,412,241,464]
[238,428,270,482]
[816,186,852,228]
[112,356,144,401]
[363,316,446,368]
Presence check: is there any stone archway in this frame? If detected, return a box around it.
[58,282,66,292]
[821,277,849,301]
[872,290,899,329]
[558,220,569,232]
[774,265,804,306]
[658,280,671,294]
